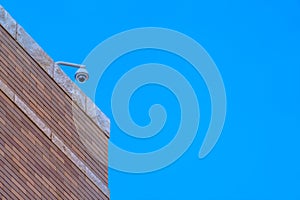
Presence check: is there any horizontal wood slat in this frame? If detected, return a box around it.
[0,24,108,183]
[0,20,109,199]
[0,90,109,199]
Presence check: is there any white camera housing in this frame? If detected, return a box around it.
[55,61,89,83]
[75,68,89,83]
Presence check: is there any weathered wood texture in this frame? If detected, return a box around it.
[0,18,109,199]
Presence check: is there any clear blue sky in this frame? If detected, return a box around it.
[1,0,300,199]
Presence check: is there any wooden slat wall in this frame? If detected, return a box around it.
[0,25,109,199]
[0,91,108,199]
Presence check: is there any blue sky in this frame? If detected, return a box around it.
[1,0,300,199]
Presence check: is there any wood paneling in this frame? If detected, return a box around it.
[0,24,109,199]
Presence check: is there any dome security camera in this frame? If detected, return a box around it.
[55,61,89,83]
[75,68,89,83]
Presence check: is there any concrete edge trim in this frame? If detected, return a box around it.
[0,5,110,137]
[0,79,110,197]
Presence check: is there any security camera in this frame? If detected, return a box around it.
[75,68,89,83]
[55,61,89,83]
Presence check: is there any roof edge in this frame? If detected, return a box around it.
[0,5,110,136]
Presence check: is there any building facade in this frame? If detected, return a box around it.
[0,5,110,199]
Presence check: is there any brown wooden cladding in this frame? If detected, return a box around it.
[0,24,109,199]
[0,91,108,199]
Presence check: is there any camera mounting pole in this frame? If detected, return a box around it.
[55,61,89,83]
[55,61,86,69]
